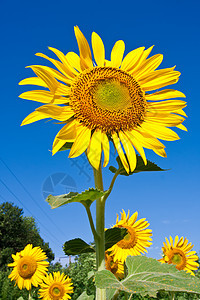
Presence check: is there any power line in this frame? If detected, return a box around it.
[0,157,67,236]
[0,177,62,247]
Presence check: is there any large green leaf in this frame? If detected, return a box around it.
[63,238,95,255]
[109,155,165,176]
[77,291,94,299]
[105,227,128,251]
[95,256,200,298]
[46,188,106,209]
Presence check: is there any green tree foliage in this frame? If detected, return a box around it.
[0,202,54,269]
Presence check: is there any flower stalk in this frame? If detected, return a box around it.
[93,163,106,300]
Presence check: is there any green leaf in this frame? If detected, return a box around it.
[63,238,95,255]
[59,142,73,151]
[105,227,128,251]
[88,270,95,279]
[95,256,200,298]
[46,188,106,209]
[17,298,24,300]
[109,155,165,176]
[77,291,94,300]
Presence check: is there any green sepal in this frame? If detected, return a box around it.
[95,256,200,298]
[109,155,165,176]
[59,142,73,151]
[46,188,106,209]
[63,238,95,255]
[77,291,94,299]
[105,227,128,251]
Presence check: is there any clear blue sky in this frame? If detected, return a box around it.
[1,0,200,264]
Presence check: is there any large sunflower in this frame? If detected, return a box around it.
[107,210,152,262]
[38,271,73,300]
[159,236,199,275]
[8,244,49,290]
[20,27,187,173]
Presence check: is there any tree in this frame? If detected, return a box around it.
[0,202,54,269]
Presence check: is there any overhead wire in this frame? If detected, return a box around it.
[0,157,67,236]
[0,177,62,247]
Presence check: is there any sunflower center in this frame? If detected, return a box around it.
[49,283,65,299]
[167,248,186,270]
[70,67,146,133]
[17,256,37,279]
[117,225,137,249]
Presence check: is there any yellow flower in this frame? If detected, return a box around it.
[20,27,187,173]
[159,236,199,275]
[8,244,49,290]
[105,251,124,279]
[107,210,152,262]
[39,271,73,300]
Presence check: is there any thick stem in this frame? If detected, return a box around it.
[93,165,106,300]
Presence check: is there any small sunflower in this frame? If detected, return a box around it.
[107,210,152,262]
[39,271,73,300]
[20,27,187,173]
[105,251,124,279]
[159,236,199,275]
[8,244,49,290]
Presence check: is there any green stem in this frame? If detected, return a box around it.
[169,291,175,300]
[84,205,98,241]
[103,169,120,202]
[93,164,106,300]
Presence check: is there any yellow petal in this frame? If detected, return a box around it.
[125,131,147,165]
[30,66,59,93]
[52,122,76,155]
[140,70,180,91]
[119,131,136,172]
[141,122,180,141]
[69,124,91,158]
[153,147,167,158]
[111,40,125,68]
[19,77,48,87]
[112,132,129,173]
[134,54,163,80]
[74,26,93,70]
[147,100,187,112]
[19,90,68,104]
[174,235,179,247]
[27,64,73,85]
[146,112,185,127]
[173,108,187,117]
[145,89,186,101]
[129,45,154,75]
[65,51,81,72]
[49,47,79,76]
[121,47,144,71]
[36,105,74,121]
[102,133,110,167]
[87,129,102,170]
[130,128,165,150]
[176,123,187,131]
[35,52,75,79]
[21,111,47,126]
[92,32,105,67]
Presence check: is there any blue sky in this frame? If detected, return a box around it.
[1,0,200,264]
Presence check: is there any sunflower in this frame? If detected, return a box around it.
[159,236,199,275]
[107,210,152,262]
[39,271,73,300]
[105,251,124,279]
[8,244,49,290]
[20,27,187,173]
